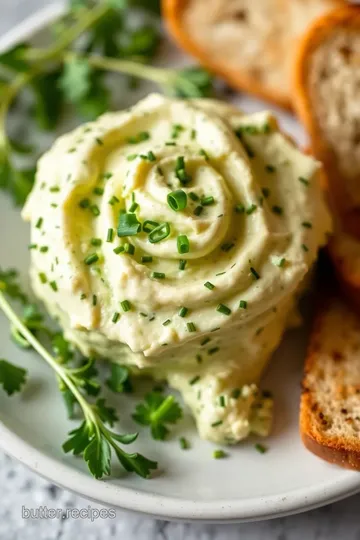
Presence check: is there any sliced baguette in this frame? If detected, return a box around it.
[301,291,360,470]
[163,0,344,109]
[292,5,360,235]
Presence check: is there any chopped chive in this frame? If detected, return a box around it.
[199,148,209,161]
[39,246,48,253]
[151,271,165,279]
[189,192,199,202]
[302,221,312,229]
[28,244,37,250]
[143,220,159,233]
[196,354,202,364]
[246,204,257,215]
[141,255,153,263]
[165,141,176,146]
[93,186,104,195]
[235,204,245,214]
[121,300,131,312]
[163,319,171,326]
[126,131,150,144]
[124,242,135,255]
[90,204,100,216]
[211,420,223,427]
[275,257,286,268]
[129,201,138,213]
[194,205,203,216]
[177,235,190,254]
[201,337,210,346]
[92,294,97,306]
[38,272,47,284]
[84,253,99,265]
[299,176,309,186]
[179,259,187,271]
[239,300,247,309]
[149,222,171,244]
[35,217,43,229]
[204,281,215,290]
[103,172,113,179]
[201,195,215,206]
[140,150,156,162]
[189,375,200,385]
[127,154,138,161]
[178,306,188,318]
[272,205,283,215]
[107,228,114,242]
[113,246,124,254]
[221,242,234,252]
[167,189,187,211]
[179,437,190,450]
[219,395,226,407]
[140,312,148,317]
[50,280,58,292]
[213,449,227,459]
[261,187,270,198]
[49,186,60,192]
[112,312,120,323]
[175,156,191,185]
[171,124,184,139]
[301,243,309,252]
[231,388,241,399]
[117,212,141,237]
[211,327,220,332]
[250,267,260,280]
[95,137,103,146]
[217,304,231,316]
[90,237,102,247]
[265,164,276,173]
[191,129,196,140]
[80,293,87,300]
[208,347,219,355]
[108,195,119,206]
[255,443,268,454]
[216,271,226,276]
[187,322,196,332]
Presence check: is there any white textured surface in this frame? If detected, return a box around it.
[1,1,360,537]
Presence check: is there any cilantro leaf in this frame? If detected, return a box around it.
[113,447,158,478]
[52,333,73,364]
[84,434,111,479]
[95,397,118,427]
[106,363,132,393]
[61,387,77,419]
[133,392,182,440]
[0,359,27,395]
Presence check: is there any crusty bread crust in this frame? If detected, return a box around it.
[292,5,360,232]
[301,292,360,471]
[163,0,344,109]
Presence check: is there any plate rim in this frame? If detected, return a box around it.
[1,2,360,523]
[1,421,360,522]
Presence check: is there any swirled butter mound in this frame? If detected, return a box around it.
[23,94,331,444]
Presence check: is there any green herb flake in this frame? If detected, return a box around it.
[255,443,268,454]
[213,449,227,459]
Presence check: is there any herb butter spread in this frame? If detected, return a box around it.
[23,94,331,444]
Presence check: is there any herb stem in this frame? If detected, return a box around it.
[150,394,176,424]
[0,291,94,421]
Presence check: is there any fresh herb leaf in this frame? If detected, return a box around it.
[106,362,132,393]
[0,359,27,395]
[133,392,182,440]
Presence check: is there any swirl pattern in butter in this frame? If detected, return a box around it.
[23,95,331,443]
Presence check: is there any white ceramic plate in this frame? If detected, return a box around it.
[0,3,359,523]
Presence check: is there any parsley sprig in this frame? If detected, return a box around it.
[0,0,213,206]
[0,271,157,479]
[133,391,183,440]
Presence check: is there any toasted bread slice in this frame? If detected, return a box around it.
[301,291,360,470]
[163,0,344,109]
[293,5,360,235]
